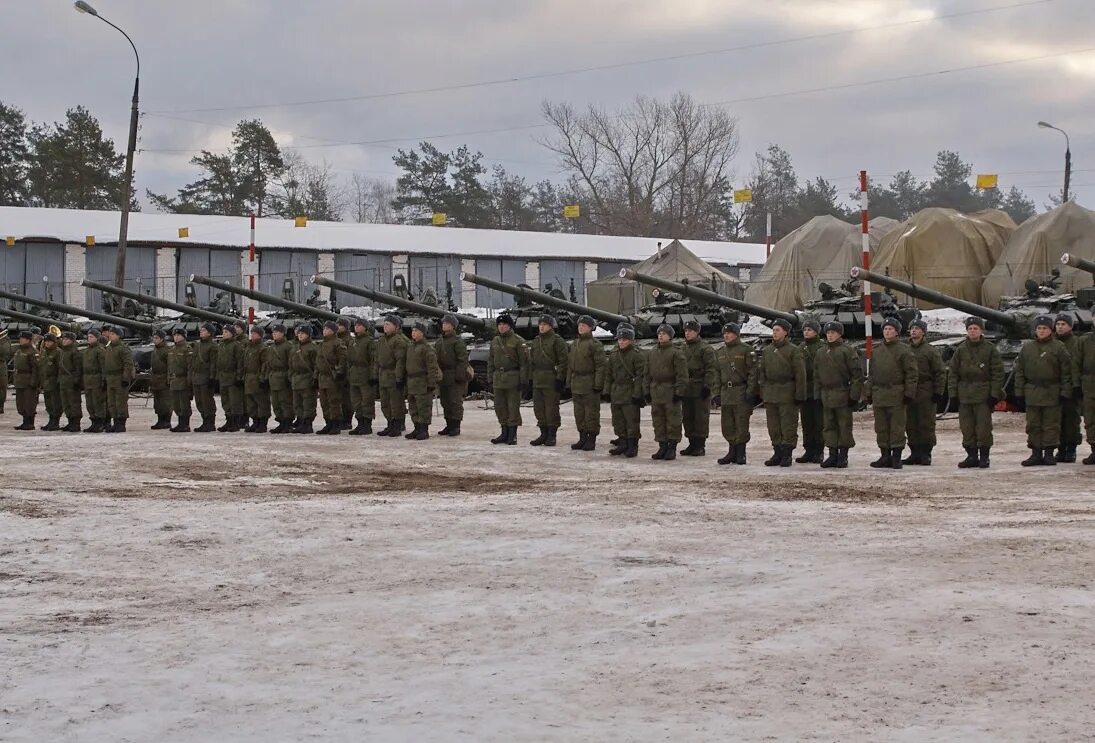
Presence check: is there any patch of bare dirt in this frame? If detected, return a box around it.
[718,480,909,504]
[0,496,66,518]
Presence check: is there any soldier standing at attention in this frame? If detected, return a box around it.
[266,324,294,434]
[865,317,918,469]
[948,317,1004,469]
[37,333,62,431]
[167,328,194,432]
[214,324,244,432]
[101,326,135,433]
[567,315,607,452]
[759,318,806,467]
[434,314,469,437]
[814,321,862,469]
[714,322,757,465]
[243,326,271,433]
[1054,314,1082,462]
[0,329,12,414]
[1074,329,1095,465]
[680,320,716,457]
[11,330,39,430]
[148,329,173,430]
[191,323,219,433]
[795,319,824,463]
[289,324,319,434]
[903,319,946,465]
[488,313,528,446]
[82,328,108,433]
[645,323,688,461]
[316,321,349,435]
[335,317,354,430]
[528,314,568,447]
[376,315,410,438]
[404,320,443,440]
[606,322,646,458]
[57,331,83,432]
[1016,315,1072,466]
[347,318,378,436]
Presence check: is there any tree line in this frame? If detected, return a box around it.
[0,94,1055,242]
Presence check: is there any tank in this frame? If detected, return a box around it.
[0,286,155,336]
[1061,253,1095,310]
[189,274,341,337]
[799,279,921,340]
[82,278,240,340]
[0,306,82,333]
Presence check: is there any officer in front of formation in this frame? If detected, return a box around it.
[796,319,824,463]
[148,329,172,430]
[376,315,409,437]
[948,316,1003,468]
[346,318,378,436]
[813,321,861,469]
[903,318,946,465]
[11,330,39,430]
[191,322,219,433]
[488,313,528,446]
[267,324,295,434]
[289,324,319,434]
[714,322,757,466]
[37,332,61,431]
[568,314,606,451]
[316,321,348,435]
[865,317,917,469]
[680,319,715,457]
[243,325,270,433]
[606,322,646,458]
[101,325,135,432]
[1016,314,1072,466]
[167,327,193,432]
[82,328,107,432]
[434,314,468,437]
[645,323,687,461]
[528,314,568,447]
[57,331,83,432]
[404,320,442,440]
[758,318,805,467]
[1054,314,1082,462]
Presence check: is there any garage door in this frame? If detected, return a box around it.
[408,255,462,306]
[257,250,319,309]
[84,245,157,312]
[177,248,242,308]
[332,253,392,309]
[474,259,525,309]
[539,259,585,302]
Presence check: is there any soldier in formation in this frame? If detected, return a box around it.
[488,313,528,446]
[335,317,355,431]
[1075,329,1095,465]
[58,331,83,432]
[796,319,824,463]
[37,332,61,430]
[167,327,193,432]
[434,314,468,437]
[404,320,442,440]
[814,321,861,469]
[289,324,319,434]
[243,325,270,432]
[1016,315,1072,466]
[903,319,946,465]
[82,328,107,432]
[606,322,646,458]
[1054,314,1082,462]
[680,320,715,457]
[267,324,295,434]
[216,323,245,432]
[376,315,409,437]
[346,318,378,436]
[714,322,757,465]
[528,314,568,447]
[11,330,39,430]
[758,318,806,467]
[947,317,1003,468]
[316,321,348,435]
[148,329,172,430]
[865,317,918,469]
[646,323,687,461]
[101,326,135,432]
[568,315,606,451]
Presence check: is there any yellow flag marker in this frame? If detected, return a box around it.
[976,174,998,189]
[431,212,447,226]
[733,188,753,203]
[5,236,14,247]
[563,204,581,219]
[85,235,95,246]
[178,227,189,238]
[294,216,308,227]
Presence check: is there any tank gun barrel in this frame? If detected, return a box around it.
[0,306,82,332]
[460,271,628,326]
[0,287,155,333]
[1062,252,1095,277]
[310,275,488,331]
[849,267,1014,327]
[619,268,798,325]
[81,279,238,325]
[188,274,342,321]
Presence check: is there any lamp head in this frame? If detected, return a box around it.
[1038,121,1054,129]
[74,1,99,15]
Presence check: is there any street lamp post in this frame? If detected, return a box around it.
[75,0,139,288]
[1038,121,1072,203]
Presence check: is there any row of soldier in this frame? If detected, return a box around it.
[2,310,1092,467]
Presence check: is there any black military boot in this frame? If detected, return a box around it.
[1057,445,1077,463]
[920,446,933,466]
[194,416,215,433]
[780,445,793,467]
[689,438,706,457]
[717,445,736,465]
[437,420,452,436]
[795,447,817,464]
[835,447,849,468]
[404,423,420,439]
[252,418,268,433]
[820,448,839,468]
[64,418,81,432]
[447,421,460,437]
[869,448,892,468]
[581,434,596,451]
[15,416,34,431]
[296,418,314,434]
[407,424,428,440]
[103,418,118,433]
[680,438,697,456]
[609,436,622,447]
[609,436,627,456]
[393,418,407,437]
[150,414,171,430]
[269,419,288,434]
[491,427,508,444]
[625,438,638,458]
[544,427,557,447]
[651,441,668,460]
[957,446,978,468]
[506,425,518,445]
[735,443,748,465]
[530,426,548,446]
[663,441,678,460]
[360,418,373,435]
[83,418,98,432]
[1042,448,1058,466]
[375,420,392,437]
[329,420,343,435]
[977,447,990,468]
[41,417,60,431]
[901,446,921,466]
[1020,448,1042,466]
[113,418,127,433]
[570,432,587,450]
[764,447,782,466]
[315,420,333,435]
[1083,446,1095,465]
[890,448,903,469]
[172,416,191,432]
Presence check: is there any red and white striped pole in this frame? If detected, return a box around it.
[859,170,872,364]
[248,213,256,325]
[765,211,773,259]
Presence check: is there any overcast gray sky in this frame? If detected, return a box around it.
[7,0,1093,211]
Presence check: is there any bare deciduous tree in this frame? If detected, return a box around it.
[350,173,397,224]
[268,152,347,221]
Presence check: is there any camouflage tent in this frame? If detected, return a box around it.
[981,201,1095,306]
[743,215,898,311]
[870,208,1016,309]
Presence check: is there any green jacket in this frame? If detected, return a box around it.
[1075,333,1095,397]
[1015,336,1072,406]
[866,339,917,407]
[289,339,319,391]
[946,338,1004,404]
[12,346,39,389]
[82,343,106,389]
[607,344,647,403]
[347,335,378,386]
[908,337,946,400]
[215,336,244,387]
[377,331,409,388]
[102,340,135,389]
[487,330,528,391]
[800,336,822,401]
[715,338,758,405]
[266,338,293,390]
[38,345,60,387]
[1057,331,1082,394]
[528,330,569,389]
[814,339,863,409]
[759,338,806,404]
[406,338,442,395]
[682,337,716,398]
[191,338,218,386]
[148,343,170,391]
[0,337,12,373]
[315,335,347,390]
[243,339,269,394]
[434,331,469,387]
[167,342,193,392]
[645,341,688,405]
[58,344,83,391]
[567,333,606,395]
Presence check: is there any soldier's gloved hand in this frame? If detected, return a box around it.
[554,379,565,393]
[632,396,645,408]
[711,395,721,407]
[600,391,611,403]
[644,394,652,405]
[672,394,682,403]
[746,394,759,407]
[701,387,710,398]
[521,383,533,401]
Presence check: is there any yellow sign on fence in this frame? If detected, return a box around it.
[5,236,14,247]
[178,227,189,238]
[563,204,581,219]
[733,189,753,203]
[294,216,308,227]
[431,212,447,226]
[976,174,998,189]
[85,235,95,246]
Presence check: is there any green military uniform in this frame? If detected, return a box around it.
[316,329,348,433]
[191,336,219,430]
[528,325,569,446]
[377,329,410,435]
[289,334,320,432]
[1015,332,1072,463]
[405,334,442,436]
[0,334,11,414]
[814,335,862,467]
[758,336,807,465]
[434,328,469,435]
[487,324,528,445]
[905,334,946,463]
[797,333,824,462]
[216,333,245,431]
[148,341,172,428]
[12,343,39,429]
[37,342,61,429]
[1055,329,1083,461]
[567,330,607,448]
[82,338,107,431]
[243,336,270,431]
[167,339,194,431]
[714,335,757,465]
[947,333,1004,468]
[1074,333,1095,464]
[101,337,135,430]
[606,335,647,457]
[645,337,688,459]
[336,326,354,429]
[346,330,378,435]
[266,334,294,432]
[680,334,716,456]
[58,340,83,431]
[866,336,918,466]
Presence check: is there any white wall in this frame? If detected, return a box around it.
[64,244,85,311]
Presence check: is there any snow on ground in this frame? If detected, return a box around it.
[921,307,971,335]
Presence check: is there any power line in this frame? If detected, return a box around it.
[143,0,1066,115]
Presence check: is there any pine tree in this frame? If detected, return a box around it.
[1001,185,1036,222]
[392,142,492,227]
[232,120,284,217]
[0,101,30,206]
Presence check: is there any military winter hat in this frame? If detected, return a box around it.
[1034,314,1055,329]
[910,319,928,333]
[271,323,287,334]
[60,331,76,340]
[335,317,351,328]
[722,322,741,335]
[882,317,903,333]
[577,314,595,328]
[42,333,57,343]
[172,328,187,338]
[802,318,821,332]
[616,323,635,340]
[682,319,700,333]
[441,313,459,328]
[296,324,313,336]
[352,317,368,329]
[412,320,428,333]
[1055,313,1074,327]
[201,322,217,335]
[656,323,675,338]
[496,313,515,327]
[824,321,845,335]
[383,314,401,327]
[87,328,101,338]
[151,329,167,340]
[539,314,557,328]
[233,319,248,332]
[100,325,115,335]
[250,326,264,336]
[18,330,33,339]
[964,316,985,329]
[323,320,338,332]
[772,318,793,333]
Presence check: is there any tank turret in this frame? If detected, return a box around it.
[189,274,342,337]
[0,306,82,333]
[310,275,488,334]
[0,286,155,335]
[82,279,239,339]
